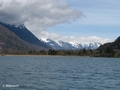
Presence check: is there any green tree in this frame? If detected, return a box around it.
[48,49,57,55]
[106,47,112,53]
[83,48,86,55]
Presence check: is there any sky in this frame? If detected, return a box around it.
[0,0,120,44]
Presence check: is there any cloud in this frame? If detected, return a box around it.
[40,31,112,44]
[0,0,83,35]
[0,0,114,44]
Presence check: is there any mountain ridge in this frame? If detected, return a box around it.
[43,38,101,50]
[1,22,112,51]
[98,36,120,50]
[0,22,51,50]
[0,24,35,51]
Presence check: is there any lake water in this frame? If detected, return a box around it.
[0,56,120,90]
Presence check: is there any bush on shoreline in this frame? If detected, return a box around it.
[0,49,120,57]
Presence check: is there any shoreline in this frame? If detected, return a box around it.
[0,54,120,58]
[0,54,119,58]
[0,54,91,57]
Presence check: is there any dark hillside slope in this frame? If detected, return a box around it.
[112,36,120,49]
[0,25,34,51]
[0,22,51,49]
[98,36,120,50]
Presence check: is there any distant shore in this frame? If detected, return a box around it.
[0,54,91,57]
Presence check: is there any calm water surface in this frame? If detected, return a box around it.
[0,56,120,90]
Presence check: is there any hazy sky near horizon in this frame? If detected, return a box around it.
[0,0,120,44]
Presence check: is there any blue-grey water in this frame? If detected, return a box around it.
[0,56,120,90]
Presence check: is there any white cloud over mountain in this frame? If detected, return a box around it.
[40,31,112,44]
[0,0,83,32]
[0,0,113,44]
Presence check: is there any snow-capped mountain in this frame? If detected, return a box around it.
[43,38,102,50]
[0,22,51,49]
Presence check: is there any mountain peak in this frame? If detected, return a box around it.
[0,24,34,50]
[0,22,51,50]
[14,24,25,29]
[42,38,102,50]
[114,36,120,42]
[112,36,120,49]
[98,36,120,50]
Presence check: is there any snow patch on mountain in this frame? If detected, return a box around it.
[0,22,26,29]
[43,38,101,50]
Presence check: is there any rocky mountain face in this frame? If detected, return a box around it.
[0,22,51,50]
[2,22,115,51]
[0,24,34,51]
[43,39,101,50]
[98,36,120,50]
[112,36,120,49]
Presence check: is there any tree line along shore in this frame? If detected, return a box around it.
[0,48,120,57]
